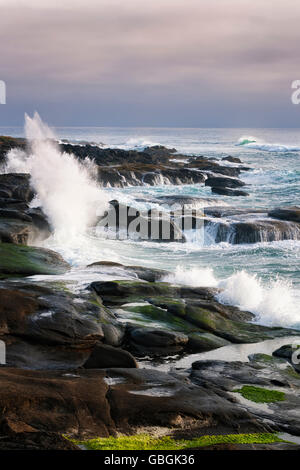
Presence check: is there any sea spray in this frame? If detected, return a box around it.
[218,271,300,327]
[163,266,218,287]
[164,266,300,328]
[5,112,109,241]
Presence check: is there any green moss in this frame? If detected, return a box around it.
[233,385,285,403]
[123,303,198,333]
[71,432,284,450]
[285,366,300,379]
[0,243,69,275]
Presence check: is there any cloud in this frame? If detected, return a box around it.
[0,0,299,125]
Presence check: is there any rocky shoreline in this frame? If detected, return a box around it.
[0,137,300,450]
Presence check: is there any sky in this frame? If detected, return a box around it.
[0,0,300,127]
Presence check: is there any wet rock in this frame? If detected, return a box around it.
[0,243,70,276]
[0,174,51,244]
[0,368,115,438]
[0,173,34,203]
[0,366,269,441]
[268,206,300,223]
[87,261,168,283]
[211,187,249,197]
[91,280,179,305]
[187,157,241,177]
[84,343,138,369]
[205,176,246,189]
[128,327,189,356]
[273,344,300,373]
[155,195,220,209]
[98,201,186,242]
[0,284,104,349]
[222,156,242,163]
[191,354,300,435]
[0,136,25,164]
[188,332,231,352]
[205,218,300,244]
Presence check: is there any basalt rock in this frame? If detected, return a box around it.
[205,176,246,189]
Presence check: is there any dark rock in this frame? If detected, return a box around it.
[87,261,168,282]
[84,343,137,369]
[191,354,300,435]
[0,173,34,203]
[205,176,246,189]
[273,344,300,373]
[0,174,51,244]
[222,156,242,163]
[268,206,300,223]
[129,327,188,356]
[0,367,269,441]
[205,218,300,244]
[0,284,104,349]
[188,332,230,352]
[187,157,242,177]
[0,136,25,164]
[211,187,249,197]
[98,201,186,242]
[0,243,70,276]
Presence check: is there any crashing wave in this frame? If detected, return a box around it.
[236,135,300,153]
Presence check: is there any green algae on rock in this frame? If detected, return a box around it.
[71,432,285,450]
[0,243,70,276]
[233,385,286,403]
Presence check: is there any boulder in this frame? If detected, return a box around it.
[205,176,246,189]
[128,327,188,356]
[0,243,70,276]
[0,284,104,350]
[188,332,231,352]
[84,343,137,369]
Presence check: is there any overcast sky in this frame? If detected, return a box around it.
[0,0,300,127]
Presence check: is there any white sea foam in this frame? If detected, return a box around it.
[119,137,161,151]
[4,112,109,241]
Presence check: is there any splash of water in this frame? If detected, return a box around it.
[5,112,109,240]
[162,265,218,287]
[164,266,300,327]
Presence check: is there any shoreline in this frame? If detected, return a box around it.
[0,132,299,450]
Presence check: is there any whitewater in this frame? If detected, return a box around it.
[1,119,300,329]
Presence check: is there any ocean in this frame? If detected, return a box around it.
[1,125,300,329]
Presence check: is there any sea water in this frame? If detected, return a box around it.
[1,123,299,329]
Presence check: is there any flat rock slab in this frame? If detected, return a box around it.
[0,367,270,440]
